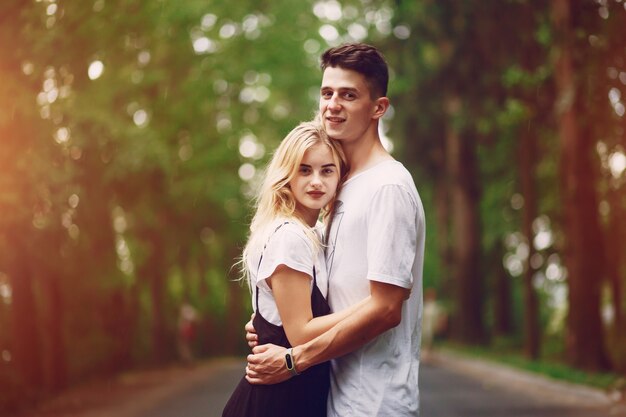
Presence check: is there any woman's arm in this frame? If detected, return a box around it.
[269,264,370,347]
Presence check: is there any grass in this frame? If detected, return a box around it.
[438,341,625,391]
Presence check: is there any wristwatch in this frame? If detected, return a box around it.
[285,348,299,376]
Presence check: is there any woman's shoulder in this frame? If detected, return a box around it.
[268,218,311,247]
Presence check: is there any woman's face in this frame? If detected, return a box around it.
[289,143,340,226]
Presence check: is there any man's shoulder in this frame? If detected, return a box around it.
[341,161,421,211]
[357,160,414,186]
[368,161,419,198]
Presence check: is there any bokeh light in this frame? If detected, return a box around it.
[608,151,626,178]
[319,24,339,42]
[88,60,104,80]
[238,163,256,182]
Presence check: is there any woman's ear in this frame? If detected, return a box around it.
[372,97,390,120]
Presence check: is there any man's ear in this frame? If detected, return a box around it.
[372,97,390,120]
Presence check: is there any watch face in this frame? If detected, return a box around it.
[285,353,294,369]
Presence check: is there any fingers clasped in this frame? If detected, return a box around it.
[245,364,259,378]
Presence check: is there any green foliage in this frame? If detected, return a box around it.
[414,181,441,292]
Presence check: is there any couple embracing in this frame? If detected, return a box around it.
[223,42,425,417]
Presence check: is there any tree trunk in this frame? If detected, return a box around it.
[148,231,168,363]
[433,173,453,297]
[605,184,622,330]
[9,232,44,390]
[179,243,192,302]
[445,96,486,344]
[136,226,169,363]
[40,268,68,391]
[101,289,134,372]
[519,129,540,359]
[197,253,217,356]
[552,0,609,371]
[492,241,513,337]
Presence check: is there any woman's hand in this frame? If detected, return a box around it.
[245,313,258,349]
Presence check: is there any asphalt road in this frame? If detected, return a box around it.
[134,357,623,417]
[419,361,614,417]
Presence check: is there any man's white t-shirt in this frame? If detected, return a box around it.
[326,160,425,417]
[250,220,329,326]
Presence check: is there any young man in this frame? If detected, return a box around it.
[245,43,425,416]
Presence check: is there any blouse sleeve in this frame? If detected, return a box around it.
[256,223,315,285]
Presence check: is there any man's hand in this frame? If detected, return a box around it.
[245,344,292,385]
[245,313,258,349]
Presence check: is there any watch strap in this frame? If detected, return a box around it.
[285,348,299,376]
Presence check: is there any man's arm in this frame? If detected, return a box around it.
[245,280,408,384]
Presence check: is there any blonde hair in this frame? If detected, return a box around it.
[240,120,347,284]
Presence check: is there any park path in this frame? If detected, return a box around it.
[11,353,626,417]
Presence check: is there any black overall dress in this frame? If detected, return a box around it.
[222,241,331,417]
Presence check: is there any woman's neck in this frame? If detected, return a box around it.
[294,207,320,227]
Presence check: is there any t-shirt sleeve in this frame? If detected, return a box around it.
[366,184,418,289]
[256,224,315,286]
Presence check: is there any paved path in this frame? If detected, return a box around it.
[14,355,625,417]
[141,359,244,417]
[420,358,620,417]
[134,355,625,417]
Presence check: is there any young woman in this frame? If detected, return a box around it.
[222,121,367,417]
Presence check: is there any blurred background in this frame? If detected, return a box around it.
[1,0,625,412]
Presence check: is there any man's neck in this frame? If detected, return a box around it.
[343,134,393,179]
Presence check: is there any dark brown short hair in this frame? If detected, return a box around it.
[320,43,389,98]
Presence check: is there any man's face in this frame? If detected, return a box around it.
[319,66,378,143]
